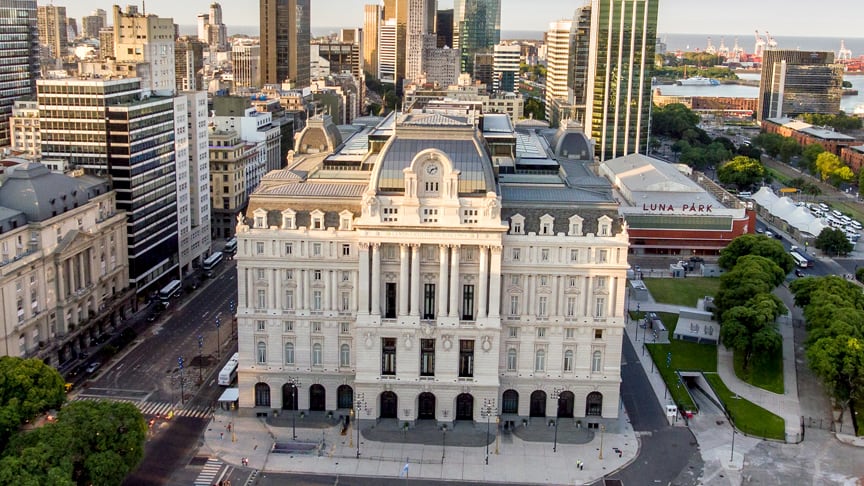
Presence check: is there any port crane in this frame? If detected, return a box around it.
[838,40,852,61]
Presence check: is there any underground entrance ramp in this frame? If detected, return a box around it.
[272,442,320,454]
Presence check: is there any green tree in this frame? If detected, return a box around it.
[716,155,765,189]
[0,357,66,448]
[719,292,785,369]
[814,227,854,256]
[832,165,855,185]
[717,234,796,274]
[778,137,802,163]
[751,133,785,158]
[522,98,545,120]
[714,255,787,321]
[815,152,844,182]
[802,143,825,172]
[736,143,763,160]
[651,103,700,139]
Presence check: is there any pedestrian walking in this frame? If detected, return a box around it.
[219,432,224,440]
[227,423,232,432]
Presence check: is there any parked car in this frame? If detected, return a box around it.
[85,362,101,374]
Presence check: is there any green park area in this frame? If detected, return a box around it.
[640,278,787,439]
[643,277,721,308]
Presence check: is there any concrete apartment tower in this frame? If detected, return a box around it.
[37,4,68,61]
[112,5,176,95]
[259,0,310,88]
[405,0,437,83]
[757,50,844,122]
[0,0,39,148]
[363,4,382,77]
[585,0,658,161]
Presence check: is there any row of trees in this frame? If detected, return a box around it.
[791,276,864,427]
[651,103,739,170]
[0,357,146,485]
[715,235,795,370]
[799,113,862,131]
[751,133,855,187]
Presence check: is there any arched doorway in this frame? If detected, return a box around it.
[529,390,546,417]
[502,389,519,414]
[418,392,436,420]
[380,391,398,418]
[309,384,326,411]
[337,385,353,409]
[557,391,575,418]
[281,383,298,410]
[586,392,603,416]
[455,393,474,420]
[254,383,271,407]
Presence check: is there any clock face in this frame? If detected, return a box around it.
[426,164,439,176]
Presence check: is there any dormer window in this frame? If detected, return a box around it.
[310,209,325,230]
[281,209,296,230]
[339,210,354,230]
[510,214,525,235]
[568,215,584,236]
[539,214,555,235]
[598,215,613,236]
[253,208,267,229]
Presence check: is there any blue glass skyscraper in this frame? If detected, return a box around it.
[0,0,39,147]
[453,0,500,76]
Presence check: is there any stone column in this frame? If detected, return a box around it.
[488,246,502,318]
[410,244,420,317]
[438,245,448,317]
[477,246,488,319]
[323,270,331,311]
[399,244,410,316]
[302,269,310,310]
[583,276,591,317]
[448,245,460,318]
[331,270,339,311]
[371,243,381,316]
[526,275,535,316]
[273,269,280,310]
[358,244,370,315]
[57,262,66,302]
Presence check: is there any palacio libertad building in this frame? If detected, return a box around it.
[233,108,628,427]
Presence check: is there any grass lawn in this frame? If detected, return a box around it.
[645,312,717,411]
[704,373,786,440]
[765,167,793,186]
[733,350,784,394]
[643,277,721,308]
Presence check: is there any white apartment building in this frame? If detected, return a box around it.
[176,92,212,274]
[492,43,520,93]
[9,100,41,158]
[545,20,574,126]
[233,110,627,426]
[0,162,130,366]
[378,19,398,85]
[112,5,176,95]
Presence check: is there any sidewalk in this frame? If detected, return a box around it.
[201,407,639,485]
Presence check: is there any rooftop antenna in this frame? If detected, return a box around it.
[142,1,145,14]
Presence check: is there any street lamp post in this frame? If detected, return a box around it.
[354,392,366,459]
[197,335,204,385]
[636,303,641,341]
[730,429,736,462]
[599,424,605,459]
[552,387,564,453]
[229,300,236,338]
[480,398,496,466]
[177,356,185,405]
[288,375,301,440]
[215,315,221,361]
[441,424,447,463]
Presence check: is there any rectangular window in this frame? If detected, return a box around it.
[257,289,266,309]
[342,244,351,256]
[510,275,520,286]
[313,243,322,256]
[570,249,578,262]
[507,348,517,371]
[565,328,575,339]
[312,322,322,333]
[563,351,574,371]
[595,297,606,318]
[284,290,294,310]
[509,295,519,316]
[538,296,547,317]
[382,338,396,375]
[568,276,577,287]
[285,242,293,255]
[537,327,547,338]
[420,338,435,376]
[256,242,264,254]
[541,248,550,261]
[314,269,322,281]
[594,329,603,339]
[462,285,474,320]
[598,249,608,263]
[566,297,576,317]
[463,247,474,261]
[342,271,350,282]
[341,292,350,311]
[539,275,548,286]
[459,340,474,377]
[286,269,294,280]
[596,276,607,289]
[256,320,266,331]
[340,322,350,334]
[313,291,322,310]
[511,248,521,261]
[508,326,518,338]
[423,284,436,319]
[257,268,265,280]
[283,321,294,332]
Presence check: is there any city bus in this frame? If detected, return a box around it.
[202,251,223,271]
[218,352,240,386]
[789,251,809,269]
[158,279,182,301]
[224,237,237,254]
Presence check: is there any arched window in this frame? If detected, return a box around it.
[312,343,322,366]
[340,344,350,367]
[256,341,267,364]
[563,350,574,372]
[284,342,294,364]
[254,383,270,407]
[592,350,602,372]
[535,349,546,372]
[507,348,517,371]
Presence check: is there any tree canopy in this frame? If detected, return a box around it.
[0,401,147,486]
[719,292,786,369]
[0,357,66,449]
[815,152,853,185]
[751,133,786,158]
[716,155,765,189]
[814,227,854,257]
[717,234,796,274]
[799,112,863,131]
[651,103,700,139]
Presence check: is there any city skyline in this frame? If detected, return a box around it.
[63,0,864,39]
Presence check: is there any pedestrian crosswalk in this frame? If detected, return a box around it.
[194,458,224,486]
[72,396,213,419]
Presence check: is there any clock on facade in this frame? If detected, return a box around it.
[425,163,439,175]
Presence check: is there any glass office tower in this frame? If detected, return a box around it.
[0,0,39,147]
[452,0,500,75]
[586,0,658,161]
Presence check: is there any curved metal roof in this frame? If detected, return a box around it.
[0,163,105,222]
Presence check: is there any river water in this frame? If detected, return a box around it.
[655,72,864,114]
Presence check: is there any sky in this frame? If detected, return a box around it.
[66,0,864,38]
